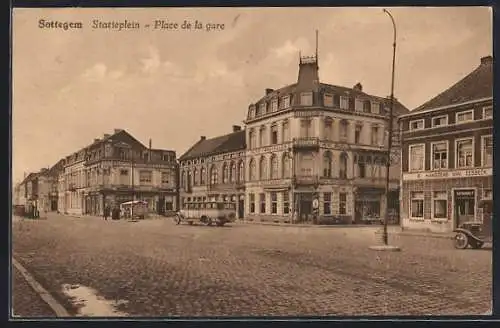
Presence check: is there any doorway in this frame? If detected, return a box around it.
[454,189,475,228]
[157,197,165,215]
[298,193,313,221]
[238,199,244,219]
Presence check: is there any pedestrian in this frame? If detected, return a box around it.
[104,205,110,221]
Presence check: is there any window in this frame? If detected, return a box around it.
[259,156,267,180]
[323,151,332,177]
[300,119,312,138]
[181,171,186,188]
[192,169,198,186]
[339,120,348,141]
[249,129,256,149]
[410,191,424,219]
[282,153,291,178]
[483,106,493,119]
[409,119,424,131]
[222,163,229,183]
[300,92,313,106]
[249,194,255,213]
[340,96,349,109]
[371,125,379,145]
[139,170,152,184]
[432,115,448,127]
[339,153,348,179]
[363,100,371,113]
[249,105,255,119]
[259,102,267,115]
[482,135,493,167]
[270,155,279,179]
[348,97,355,111]
[249,158,256,181]
[299,153,314,176]
[456,138,473,168]
[161,172,170,184]
[271,99,278,112]
[259,126,267,147]
[324,94,333,107]
[281,96,291,109]
[259,193,266,213]
[372,102,380,114]
[433,191,447,219]
[323,193,332,215]
[431,142,448,170]
[210,165,218,185]
[238,161,245,182]
[120,169,128,176]
[409,144,425,172]
[271,192,278,214]
[200,167,206,185]
[324,118,333,140]
[358,162,366,178]
[270,125,279,144]
[162,154,170,162]
[230,162,236,182]
[339,193,347,215]
[282,120,290,142]
[283,192,290,214]
[355,99,364,112]
[484,189,493,199]
[456,110,474,123]
[355,125,362,144]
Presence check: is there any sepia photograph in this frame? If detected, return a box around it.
[11,6,492,318]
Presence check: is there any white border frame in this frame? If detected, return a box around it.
[431,114,449,128]
[430,190,448,221]
[408,143,426,172]
[455,137,475,169]
[409,119,425,131]
[409,190,425,220]
[430,140,449,170]
[481,134,493,167]
[451,187,478,228]
[482,105,493,119]
[455,109,474,124]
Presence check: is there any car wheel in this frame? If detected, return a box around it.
[454,232,469,249]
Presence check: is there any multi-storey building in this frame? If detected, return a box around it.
[244,54,408,223]
[399,55,493,233]
[59,129,178,216]
[178,125,246,219]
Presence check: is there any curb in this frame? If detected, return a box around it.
[12,257,70,317]
[238,221,400,229]
[376,231,454,240]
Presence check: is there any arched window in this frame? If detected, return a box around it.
[210,165,218,185]
[323,151,332,177]
[200,167,205,185]
[187,171,192,189]
[259,156,267,180]
[222,163,229,183]
[249,129,256,149]
[340,119,349,140]
[238,160,245,182]
[339,152,348,179]
[230,161,236,182]
[181,171,186,188]
[249,158,256,181]
[193,168,198,185]
[270,154,279,179]
[282,152,291,178]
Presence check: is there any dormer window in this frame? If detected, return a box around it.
[340,96,348,109]
[483,106,493,119]
[355,99,364,112]
[456,110,474,123]
[363,100,372,113]
[249,105,256,119]
[259,102,266,115]
[300,92,313,106]
[432,115,448,127]
[409,119,424,131]
[323,93,334,107]
[372,102,380,114]
[271,99,278,112]
[281,96,291,109]
[348,97,355,110]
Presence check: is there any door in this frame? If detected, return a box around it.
[299,193,313,221]
[454,190,475,228]
[238,199,244,219]
[158,197,165,215]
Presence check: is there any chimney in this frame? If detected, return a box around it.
[149,139,152,149]
[114,128,123,134]
[103,134,110,139]
[94,138,100,143]
[353,82,363,92]
[481,55,493,65]
[232,125,241,132]
[265,88,274,95]
[200,136,206,140]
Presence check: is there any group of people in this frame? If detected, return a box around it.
[103,205,120,220]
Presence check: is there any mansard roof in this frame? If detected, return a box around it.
[179,130,246,161]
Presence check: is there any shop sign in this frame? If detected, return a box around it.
[454,190,475,198]
[403,168,492,181]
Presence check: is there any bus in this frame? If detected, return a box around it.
[176,201,236,226]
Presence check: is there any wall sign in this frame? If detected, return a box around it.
[403,168,492,181]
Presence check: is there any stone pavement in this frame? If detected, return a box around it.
[12,213,492,317]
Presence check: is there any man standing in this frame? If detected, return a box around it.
[103,205,110,220]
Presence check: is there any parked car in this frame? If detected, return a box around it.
[453,199,492,249]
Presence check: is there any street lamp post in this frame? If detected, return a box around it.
[288,147,296,224]
[382,8,397,246]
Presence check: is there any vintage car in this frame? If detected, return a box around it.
[176,201,236,226]
[453,199,492,249]
[120,200,149,220]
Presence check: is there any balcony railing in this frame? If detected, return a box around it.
[292,137,320,150]
[294,175,320,186]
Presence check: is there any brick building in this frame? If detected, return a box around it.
[58,129,178,216]
[399,55,493,233]
[178,126,246,219]
[244,53,408,223]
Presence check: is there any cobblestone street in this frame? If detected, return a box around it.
[12,214,492,317]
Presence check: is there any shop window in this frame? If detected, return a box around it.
[259,193,266,214]
[433,191,447,219]
[249,193,255,213]
[283,192,290,214]
[410,191,424,219]
[271,192,278,214]
[324,193,332,215]
[339,193,347,215]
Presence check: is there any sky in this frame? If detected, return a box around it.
[12,7,492,184]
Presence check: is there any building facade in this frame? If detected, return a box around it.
[400,55,493,233]
[178,126,246,219]
[244,54,408,223]
[59,129,178,216]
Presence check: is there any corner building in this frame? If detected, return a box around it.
[399,56,493,233]
[244,54,408,223]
